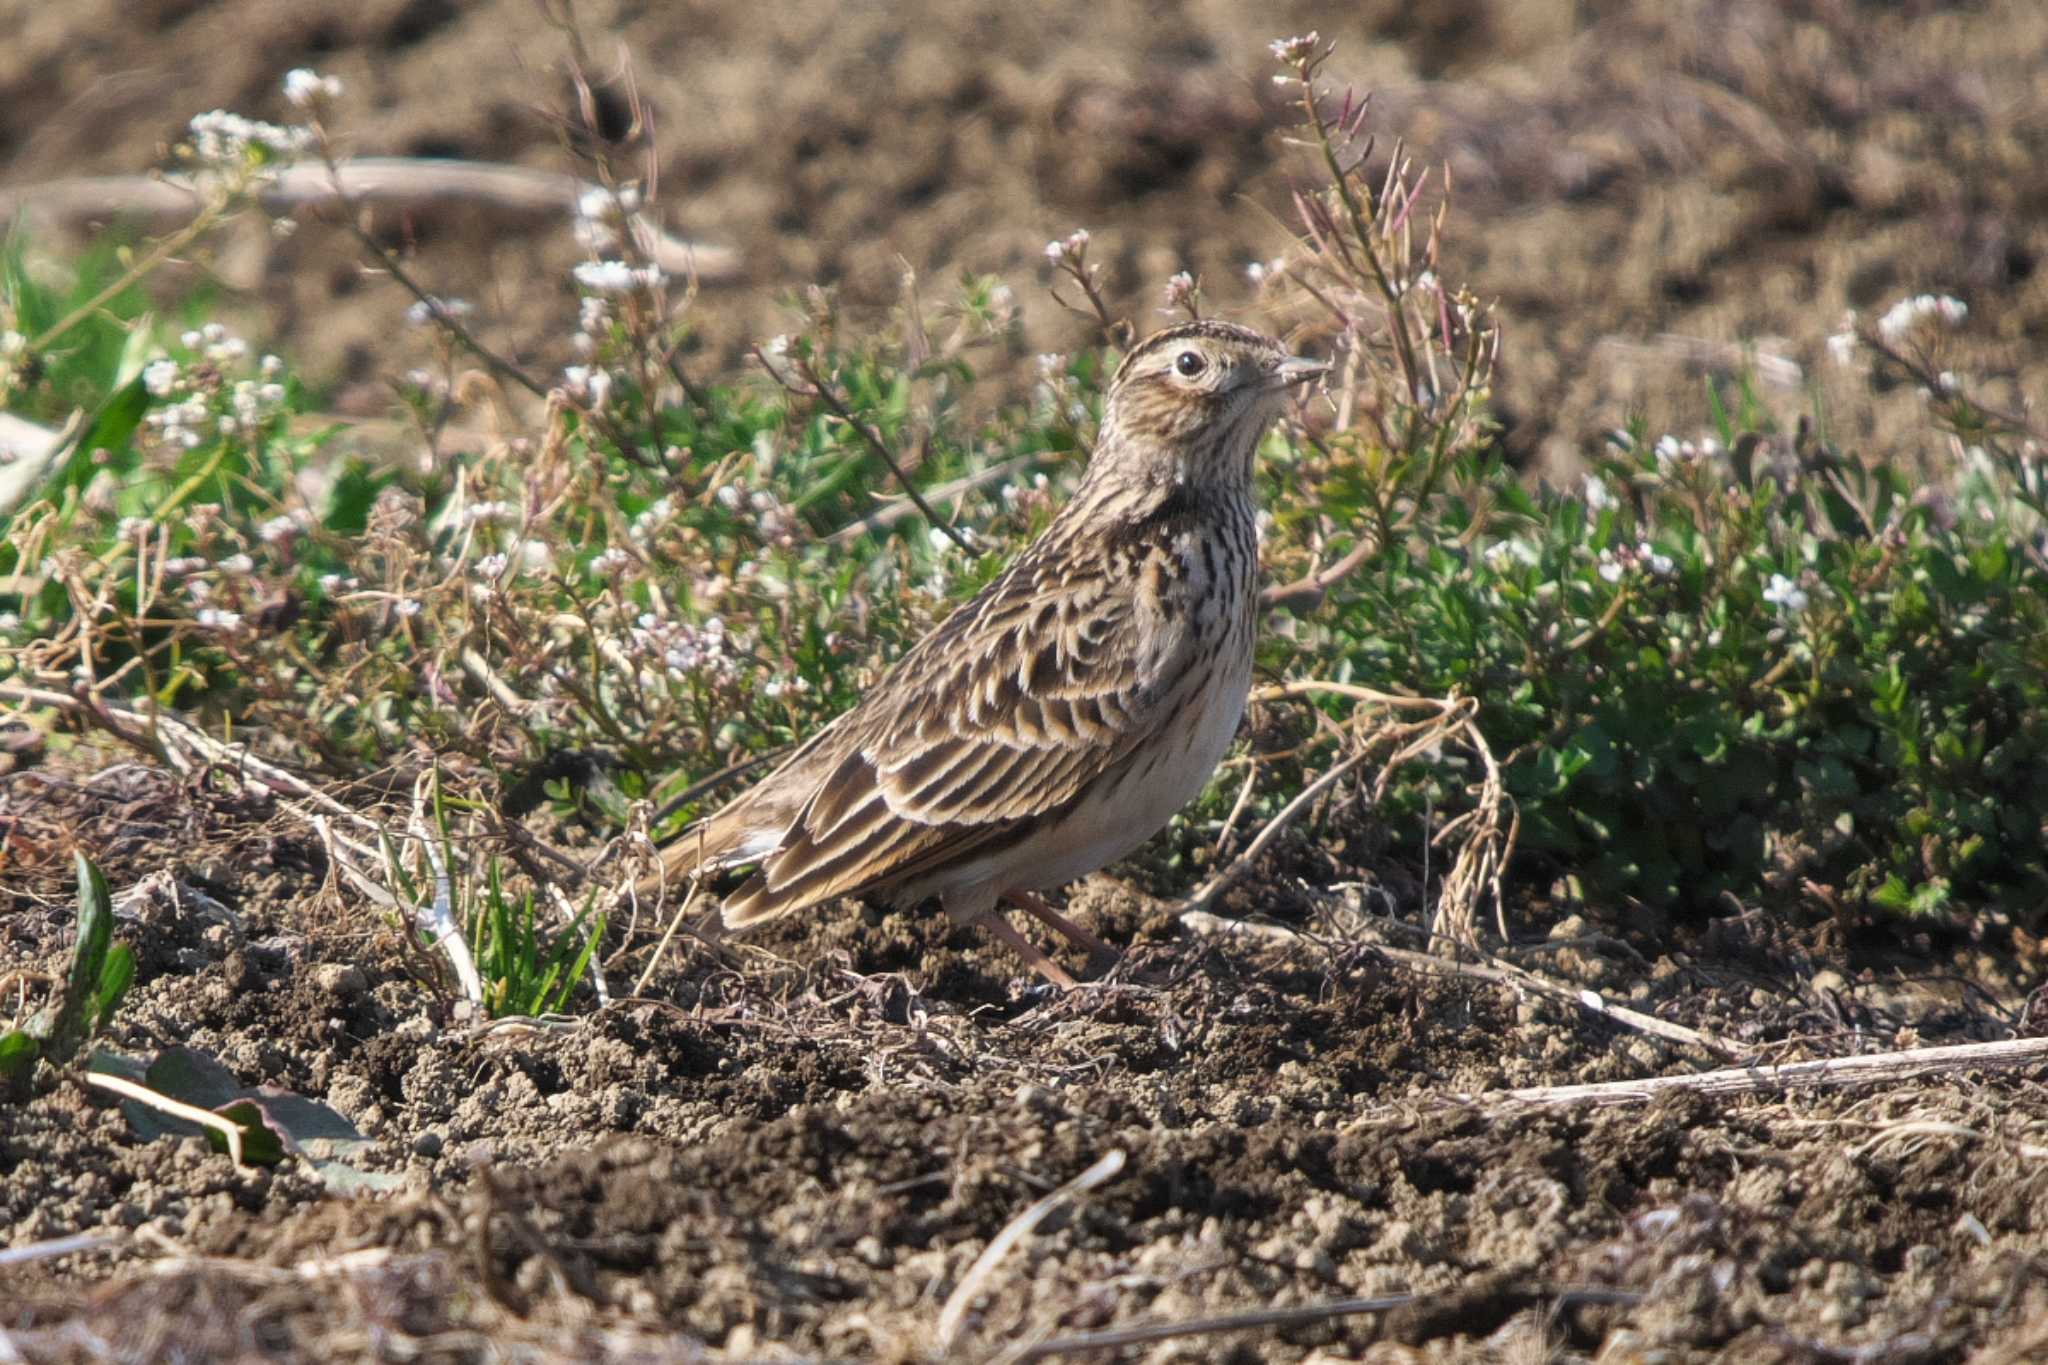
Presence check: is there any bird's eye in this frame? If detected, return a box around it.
[1174,350,1207,378]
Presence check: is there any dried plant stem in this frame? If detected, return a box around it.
[0,1232,116,1269]
[1261,533,1383,611]
[1374,940,1736,1058]
[768,350,977,554]
[83,1072,257,1167]
[0,684,489,1002]
[936,1150,1126,1352]
[1194,681,1511,946]
[1179,910,1734,1059]
[0,159,740,280]
[1180,749,1379,915]
[826,454,1043,546]
[1489,1036,2048,1109]
[1001,1293,1416,1362]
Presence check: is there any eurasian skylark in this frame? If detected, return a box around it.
[646,320,1324,986]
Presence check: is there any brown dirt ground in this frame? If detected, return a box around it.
[4,748,2048,1362]
[7,1,2048,1361]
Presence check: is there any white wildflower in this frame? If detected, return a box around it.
[1762,573,1809,613]
[563,365,613,409]
[1044,229,1090,264]
[394,598,423,619]
[406,296,473,327]
[1269,32,1321,64]
[1876,293,1968,343]
[143,358,182,397]
[474,553,509,579]
[461,500,518,527]
[186,109,313,167]
[195,607,244,633]
[1161,271,1198,312]
[1640,543,1675,577]
[218,552,254,576]
[573,260,665,295]
[282,68,343,108]
[1582,475,1616,511]
[577,183,641,221]
[591,546,633,578]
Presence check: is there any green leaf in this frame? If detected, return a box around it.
[70,377,150,481]
[206,1100,288,1166]
[0,1030,39,1097]
[35,852,115,1063]
[94,943,136,1029]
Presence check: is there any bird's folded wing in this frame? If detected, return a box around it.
[722,568,1185,922]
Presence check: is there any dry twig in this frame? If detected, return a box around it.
[1182,681,1511,948]
[936,1150,1126,1352]
[1484,1036,2048,1109]
[0,159,739,281]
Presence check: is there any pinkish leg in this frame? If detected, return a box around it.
[1005,890,1113,959]
[975,911,1078,990]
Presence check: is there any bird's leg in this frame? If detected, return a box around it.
[974,911,1078,990]
[1004,890,1113,960]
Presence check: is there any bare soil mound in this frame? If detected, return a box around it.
[4,761,2045,1360]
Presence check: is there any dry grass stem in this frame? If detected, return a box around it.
[0,159,739,280]
[1000,1293,1418,1362]
[935,1149,1126,1353]
[1487,1037,2048,1109]
[1186,681,1512,947]
[82,1072,256,1167]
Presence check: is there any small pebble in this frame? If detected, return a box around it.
[311,963,367,998]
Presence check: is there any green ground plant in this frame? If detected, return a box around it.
[2,40,2043,967]
[0,853,135,1097]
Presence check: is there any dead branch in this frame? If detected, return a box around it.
[0,158,739,282]
[1185,682,1511,947]
[1180,909,1736,1060]
[1001,1293,1416,1361]
[826,454,1044,546]
[1485,1037,2048,1109]
[937,1150,1126,1353]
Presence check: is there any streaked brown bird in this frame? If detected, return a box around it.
[644,320,1324,986]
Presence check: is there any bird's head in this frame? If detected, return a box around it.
[1094,320,1325,488]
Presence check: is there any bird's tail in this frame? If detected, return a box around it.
[628,806,786,913]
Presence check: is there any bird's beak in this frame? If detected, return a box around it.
[1266,354,1329,389]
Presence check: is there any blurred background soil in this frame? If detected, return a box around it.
[4,0,2045,476]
